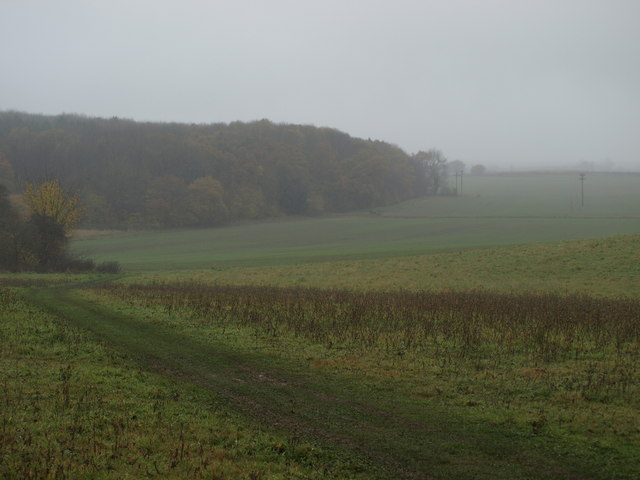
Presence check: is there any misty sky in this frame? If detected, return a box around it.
[1,0,639,170]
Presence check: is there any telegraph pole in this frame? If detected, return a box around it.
[579,173,586,207]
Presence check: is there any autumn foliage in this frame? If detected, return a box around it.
[24,179,82,234]
[0,112,445,228]
[0,179,111,272]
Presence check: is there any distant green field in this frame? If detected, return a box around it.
[421,171,640,217]
[153,234,639,298]
[72,173,640,272]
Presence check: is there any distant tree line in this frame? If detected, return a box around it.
[0,111,453,229]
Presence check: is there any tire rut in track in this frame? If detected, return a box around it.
[31,287,441,479]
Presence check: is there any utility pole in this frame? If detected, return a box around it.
[454,170,459,195]
[459,168,463,196]
[579,173,586,207]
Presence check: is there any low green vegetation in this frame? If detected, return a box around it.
[73,214,640,273]
[3,232,637,478]
[12,279,636,479]
[72,172,640,272]
[3,174,639,478]
[0,285,371,479]
[115,234,639,299]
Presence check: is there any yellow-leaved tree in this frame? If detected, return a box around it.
[22,179,83,269]
[24,179,82,234]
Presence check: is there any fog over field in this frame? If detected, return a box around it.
[1,0,639,171]
[3,3,640,477]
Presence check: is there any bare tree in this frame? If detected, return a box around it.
[413,149,448,194]
[447,159,465,176]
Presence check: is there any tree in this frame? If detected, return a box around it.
[470,164,486,175]
[0,152,15,191]
[21,214,67,269]
[1,111,431,225]
[0,184,20,270]
[276,160,311,214]
[24,179,82,235]
[144,175,189,227]
[22,179,83,269]
[413,149,448,195]
[447,159,465,176]
[186,176,228,226]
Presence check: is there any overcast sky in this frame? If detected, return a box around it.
[1,0,639,170]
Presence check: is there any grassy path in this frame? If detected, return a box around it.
[28,285,606,480]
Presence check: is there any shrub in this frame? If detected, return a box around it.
[96,261,121,274]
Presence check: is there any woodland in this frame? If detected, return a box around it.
[0,111,448,229]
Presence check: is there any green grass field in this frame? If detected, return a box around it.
[72,173,640,272]
[3,172,640,479]
[143,234,638,298]
[401,171,640,218]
